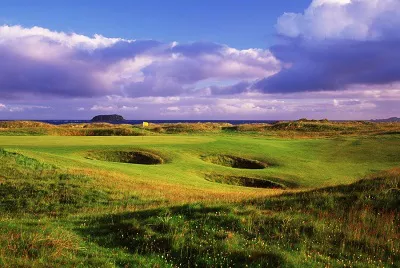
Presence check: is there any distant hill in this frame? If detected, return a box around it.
[371,117,400,122]
[91,114,125,122]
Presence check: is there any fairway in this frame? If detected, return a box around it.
[1,134,399,194]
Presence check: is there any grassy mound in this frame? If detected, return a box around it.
[77,169,400,267]
[0,222,84,267]
[205,174,285,189]
[149,122,233,134]
[202,154,268,169]
[0,121,147,136]
[59,122,133,128]
[0,149,109,215]
[53,127,144,136]
[269,120,384,134]
[1,120,400,138]
[87,150,165,165]
[0,121,55,129]
[222,123,271,133]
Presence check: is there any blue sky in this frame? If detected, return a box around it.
[0,0,399,120]
[0,0,309,49]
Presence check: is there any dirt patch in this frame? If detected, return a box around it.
[205,174,285,189]
[201,154,268,169]
[87,150,164,165]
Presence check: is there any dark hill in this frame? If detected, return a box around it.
[371,117,400,122]
[91,114,125,122]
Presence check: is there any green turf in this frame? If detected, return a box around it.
[0,132,399,267]
[1,135,399,189]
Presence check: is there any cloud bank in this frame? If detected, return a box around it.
[0,25,279,99]
[254,0,400,94]
[1,0,400,119]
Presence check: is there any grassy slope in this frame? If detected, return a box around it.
[0,130,399,267]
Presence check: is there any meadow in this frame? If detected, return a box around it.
[0,120,399,267]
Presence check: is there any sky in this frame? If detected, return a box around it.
[0,0,399,120]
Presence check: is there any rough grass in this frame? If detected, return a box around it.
[150,122,233,134]
[2,120,400,138]
[0,121,146,136]
[75,169,399,267]
[0,222,81,267]
[0,121,56,128]
[0,149,110,215]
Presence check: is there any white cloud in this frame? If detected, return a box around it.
[8,107,24,112]
[257,0,400,95]
[192,105,211,114]
[0,104,50,112]
[276,0,400,41]
[333,99,340,107]
[0,25,280,99]
[166,106,180,112]
[332,99,376,110]
[120,105,138,111]
[216,101,277,114]
[89,104,138,112]
[0,25,127,50]
[90,105,115,112]
[311,0,351,7]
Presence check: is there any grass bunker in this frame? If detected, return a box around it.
[205,174,285,189]
[201,154,268,169]
[87,150,165,165]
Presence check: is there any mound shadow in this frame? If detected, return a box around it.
[75,204,289,267]
[86,150,165,165]
[201,154,268,169]
[205,173,285,189]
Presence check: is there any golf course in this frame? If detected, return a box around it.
[0,120,399,267]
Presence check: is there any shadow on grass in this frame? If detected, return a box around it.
[252,170,400,212]
[205,173,286,189]
[75,169,400,267]
[76,204,289,267]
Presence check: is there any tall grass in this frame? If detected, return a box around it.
[0,149,111,215]
[77,169,399,267]
[3,120,399,137]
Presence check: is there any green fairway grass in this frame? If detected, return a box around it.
[1,135,399,189]
[0,122,399,267]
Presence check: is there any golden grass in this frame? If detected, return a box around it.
[66,166,291,208]
[0,121,55,128]
[1,120,400,138]
[0,222,81,267]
